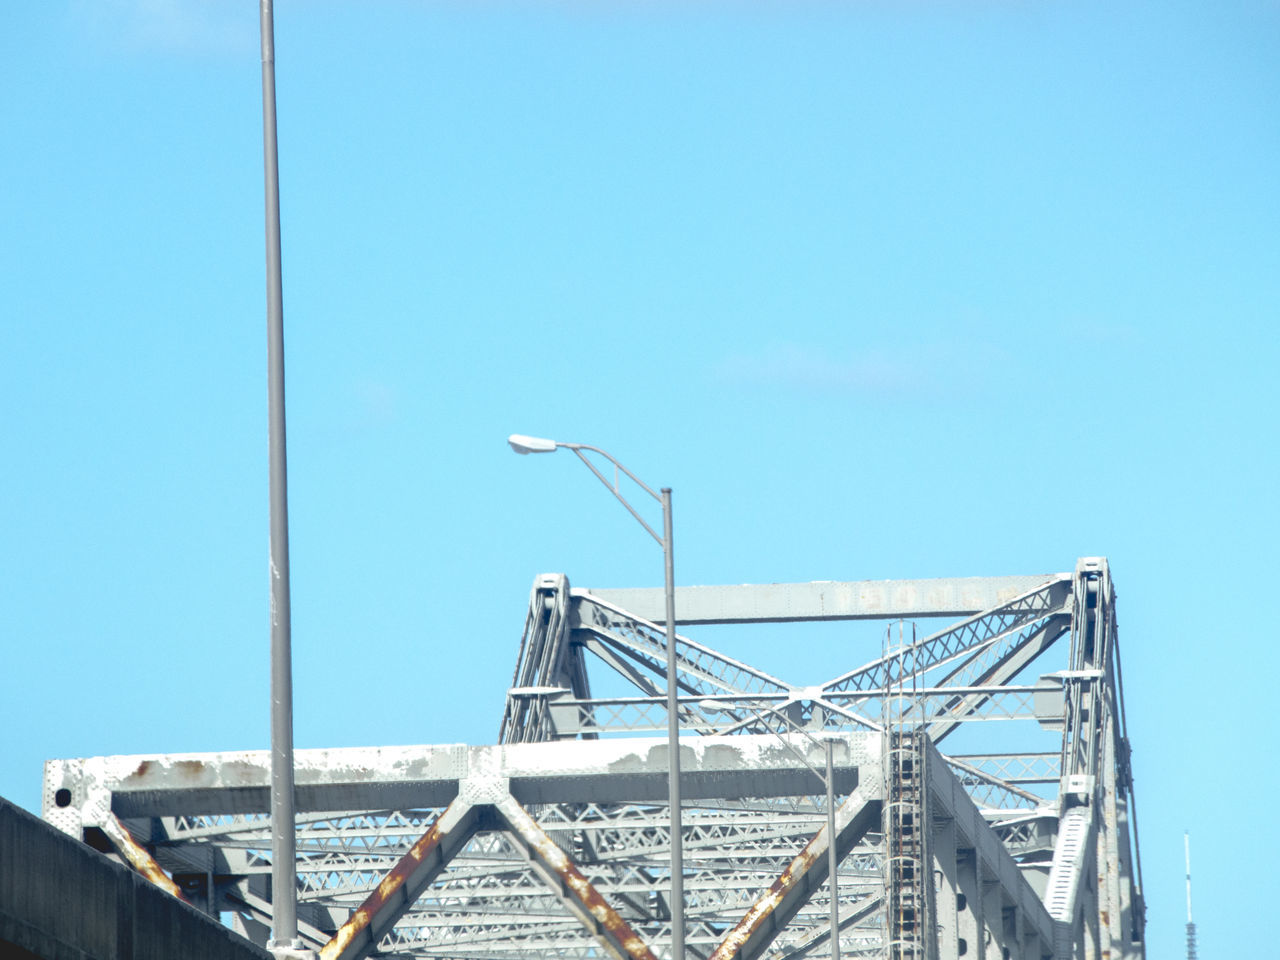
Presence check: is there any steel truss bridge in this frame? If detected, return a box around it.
[43,557,1143,960]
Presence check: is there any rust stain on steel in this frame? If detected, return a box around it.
[708,823,825,960]
[102,813,186,901]
[502,799,657,960]
[124,758,212,788]
[320,905,372,960]
[319,805,451,960]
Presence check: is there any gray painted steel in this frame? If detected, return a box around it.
[49,734,872,819]
[586,574,1065,624]
[42,559,1144,960]
[660,486,685,960]
[258,0,300,950]
[923,738,1056,950]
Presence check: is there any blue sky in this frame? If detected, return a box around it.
[2,1,1276,956]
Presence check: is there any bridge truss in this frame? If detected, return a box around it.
[44,557,1144,960]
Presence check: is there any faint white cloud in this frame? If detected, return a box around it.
[353,380,397,428]
[716,340,1009,399]
[71,0,257,57]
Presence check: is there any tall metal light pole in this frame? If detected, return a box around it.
[508,435,685,960]
[260,2,304,956]
[1184,831,1197,960]
[824,736,839,960]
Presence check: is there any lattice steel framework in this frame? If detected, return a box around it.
[43,557,1144,960]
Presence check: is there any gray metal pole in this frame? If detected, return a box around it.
[260,0,299,950]
[826,738,839,960]
[662,488,684,960]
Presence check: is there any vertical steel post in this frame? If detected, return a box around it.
[260,0,299,951]
[826,738,840,960]
[662,488,684,960]
[1184,831,1197,960]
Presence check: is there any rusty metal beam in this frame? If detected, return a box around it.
[318,789,659,960]
[495,795,658,960]
[708,784,882,960]
[319,798,481,960]
[40,558,1146,960]
[100,810,186,901]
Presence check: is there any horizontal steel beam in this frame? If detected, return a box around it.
[583,574,1067,625]
[47,733,883,821]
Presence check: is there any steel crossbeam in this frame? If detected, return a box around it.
[49,736,870,819]
[573,596,794,697]
[821,576,1071,695]
[585,576,1062,625]
[43,558,1144,960]
[949,753,1060,784]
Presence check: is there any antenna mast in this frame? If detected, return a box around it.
[1184,831,1198,960]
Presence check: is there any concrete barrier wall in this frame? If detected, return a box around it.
[0,797,272,960]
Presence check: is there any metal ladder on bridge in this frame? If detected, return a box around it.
[885,622,928,960]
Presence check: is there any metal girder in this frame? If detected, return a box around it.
[46,735,869,824]
[319,791,658,960]
[500,574,593,745]
[99,810,187,900]
[774,894,885,959]
[707,786,882,960]
[48,734,880,958]
[923,737,1056,955]
[920,617,1069,744]
[498,795,658,960]
[573,594,794,698]
[821,576,1071,696]
[44,557,1145,960]
[585,576,1064,625]
[950,753,1060,785]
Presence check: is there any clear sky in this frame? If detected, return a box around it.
[2,2,1276,957]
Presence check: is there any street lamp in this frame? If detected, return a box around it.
[258,2,309,957]
[699,698,843,960]
[508,435,685,960]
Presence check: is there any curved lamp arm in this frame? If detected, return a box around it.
[507,431,684,960]
[507,435,665,547]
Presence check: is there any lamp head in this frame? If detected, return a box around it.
[508,434,559,455]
